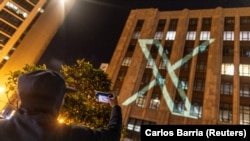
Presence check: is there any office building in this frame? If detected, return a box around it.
[106,7,250,140]
[0,0,75,117]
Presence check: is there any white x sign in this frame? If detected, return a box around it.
[122,39,215,118]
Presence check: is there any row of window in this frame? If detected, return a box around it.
[133,30,250,41]
[123,57,250,76]
[221,63,250,76]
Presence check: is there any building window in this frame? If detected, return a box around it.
[190,100,202,118]
[200,31,210,40]
[240,105,250,125]
[173,100,184,114]
[240,47,250,57]
[240,84,250,97]
[117,70,127,82]
[132,31,140,39]
[159,59,167,69]
[196,61,207,72]
[141,73,151,86]
[219,103,232,123]
[5,2,28,19]
[221,63,250,76]
[178,79,188,90]
[225,17,235,26]
[189,18,198,26]
[193,79,205,92]
[240,16,250,26]
[220,82,233,95]
[240,31,250,41]
[0,10,23,27]
[181,63,190,71]
[146,59,154,68]
[126,118,155,141]
[165,31,176,40]
[122,57,131,66]
[149,93,160,110]
[0,32,9,45]
[223,31,234,41]
[128,44,136,52]
[240,64,250,76]
[221,63,234,75]
[12,0,34,11]
[154,31,163,40]
[223,47,234,56]
[0,20,16,35]
[136,95,146,107]
[186,31,196,40]
[202,18,212,26]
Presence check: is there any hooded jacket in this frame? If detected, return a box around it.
[0,70,122,141]
[0,106,122,141]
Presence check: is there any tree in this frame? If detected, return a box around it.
[58,59,112,128]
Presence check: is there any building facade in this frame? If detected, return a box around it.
[0,0,75,117]
[106,7,250,140]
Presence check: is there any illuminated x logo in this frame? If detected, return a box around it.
[122,39,215,118]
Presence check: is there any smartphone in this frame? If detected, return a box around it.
[95,91,113,103]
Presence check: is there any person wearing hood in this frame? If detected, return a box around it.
[0,70,122,141]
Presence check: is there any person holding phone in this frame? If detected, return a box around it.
[0,70,122,141]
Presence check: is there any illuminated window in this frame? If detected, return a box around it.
[221,63,234,75]
[240,31,250,41]
[200,31,210,40]
[165,31,176,40]
[240,105,250,125]
[223,31,234,40]
[240,84,250,97]
[221,63,250,76]
[6,2,28,19]
[146,59,154,68]
[239,64,250,76]
[154,31,163,40]
[122,57,131,66]
[220,82,233,95]
[126,118,155,140]
[135,95,146,107]
[149,94,160,110]
[186,31,196,40]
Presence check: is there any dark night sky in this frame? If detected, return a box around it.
[37,0,250,70]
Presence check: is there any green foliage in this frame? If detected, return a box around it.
[59,59,112,129]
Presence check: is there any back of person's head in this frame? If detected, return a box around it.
[17,70,76,117]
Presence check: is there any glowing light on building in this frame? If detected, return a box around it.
[122,38,215,119]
